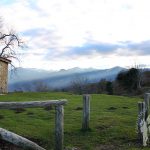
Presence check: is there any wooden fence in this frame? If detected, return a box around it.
[138,93,150,146]
[0,100,67,150]
[1,93,148,148]
[82,93,150,146]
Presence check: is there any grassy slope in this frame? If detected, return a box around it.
[0,92,148,150]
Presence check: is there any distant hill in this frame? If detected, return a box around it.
[8,66,125,91]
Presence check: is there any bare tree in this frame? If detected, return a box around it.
[34,81,50,92]
[70,76,89,94]
[0,17,23,67]
[129,64,147,89]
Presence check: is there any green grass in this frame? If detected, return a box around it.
[0,92,148,149]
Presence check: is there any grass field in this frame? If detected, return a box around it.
[0,92,148,150]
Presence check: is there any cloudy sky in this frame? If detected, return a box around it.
[0,0,150,70]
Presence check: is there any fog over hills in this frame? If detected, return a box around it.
[8,66,125,91]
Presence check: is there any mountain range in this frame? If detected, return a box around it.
[8,66,125,92]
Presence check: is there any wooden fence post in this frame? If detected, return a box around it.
[82,94,90,130]
[138,101,148,146]
[138,102,144,141]
[144,93,150,119]
[144,93,150,135]
[55,105,64,150]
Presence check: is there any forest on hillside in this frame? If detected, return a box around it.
[63,68,150,97]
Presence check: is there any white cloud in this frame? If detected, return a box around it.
[0,0,150,70]
[15,52,149,70]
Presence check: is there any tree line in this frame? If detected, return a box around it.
[65,67,150,96]
[16,67,149,97]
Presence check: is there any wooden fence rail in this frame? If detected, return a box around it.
[0,100,67,109]
[0,128,45,150]
[0,99,67,150]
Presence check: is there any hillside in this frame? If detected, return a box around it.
[0,92,143,150]
[8,66,125,92]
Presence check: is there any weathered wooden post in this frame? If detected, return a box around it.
[144,93,150,136]
[138,102,145,141]
[144,93,150,119]
[138,101,148,146]
[55,105,64,150]
[0,128,45,150]
[82,94,90,130]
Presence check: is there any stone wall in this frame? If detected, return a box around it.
[0,60,8,93]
